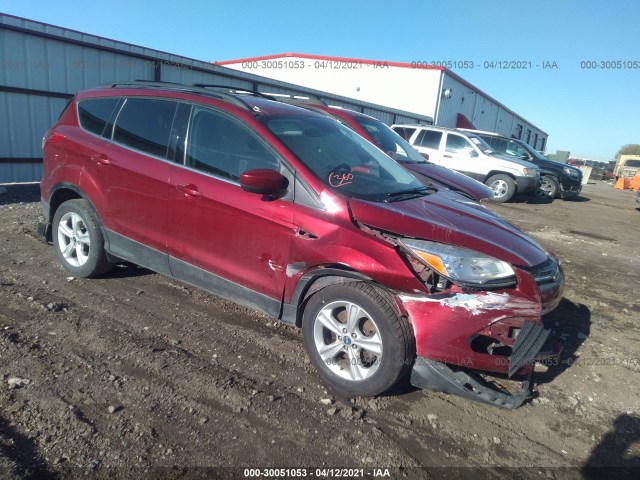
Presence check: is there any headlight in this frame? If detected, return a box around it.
[563,167,579,177]
[523,168,539,177]
[399,239,516,287]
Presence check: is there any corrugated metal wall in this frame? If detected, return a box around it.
[0,13,432,184]
[437,72,548,150]
[436,74,473,128]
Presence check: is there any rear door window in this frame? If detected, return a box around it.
[113,98,178,158]
[416,130,443,149]
[78,98,120,136]
[445,134,475,154]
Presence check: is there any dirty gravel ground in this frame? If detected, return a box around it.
[0,181,639,479]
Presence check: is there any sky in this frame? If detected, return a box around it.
[1,0,638,161]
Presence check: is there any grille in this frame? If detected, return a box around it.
[525,257,560,287]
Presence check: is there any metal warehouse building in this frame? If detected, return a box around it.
[0,14,431,184]
[217,53,549,152]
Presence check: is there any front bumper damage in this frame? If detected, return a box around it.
[400,269,562,408]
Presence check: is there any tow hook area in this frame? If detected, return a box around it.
[410,358,533,409]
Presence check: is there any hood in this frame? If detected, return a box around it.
[492,153,539,169]
[531,157,577,172]
[349,190,548,267]
[404,163,494,201]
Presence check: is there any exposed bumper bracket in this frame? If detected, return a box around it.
[410,357,533,409]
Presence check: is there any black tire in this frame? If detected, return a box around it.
[485,174,516,203]
[536,175,559,199]
[301,282,414,397]
[52,199,113,278]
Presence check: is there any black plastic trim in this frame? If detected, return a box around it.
[509,321,550,378]
[103,228,171,276]
[169,256,281,319]
[410,357,533,409]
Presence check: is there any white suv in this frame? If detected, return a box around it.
[391,125,540,202]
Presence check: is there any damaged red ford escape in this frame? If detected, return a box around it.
[40,82,564,408]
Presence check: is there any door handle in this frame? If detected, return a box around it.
[443,154,453,158]
[83,152,111,165]
[177,183,202,198]
[91,153,111,165]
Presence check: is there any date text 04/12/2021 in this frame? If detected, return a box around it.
[243,468,391,477]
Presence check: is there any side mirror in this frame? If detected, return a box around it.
[520,153,530,160]
[419,152,430,161]
[240,169,288,197]
[468,150,479,158]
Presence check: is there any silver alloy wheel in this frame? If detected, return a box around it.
[536,178,555,197]
[489,179,509,198]
[313,300,383,381]
[57,212,91,267]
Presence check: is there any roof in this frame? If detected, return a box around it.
[215,52,547,136]
[82,81,320,117]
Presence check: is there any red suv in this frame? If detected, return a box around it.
[41,82,563,408]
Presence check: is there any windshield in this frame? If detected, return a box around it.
[260,115,425,202]
[623,159,640,168]
[514,139,548,161]
[353,116,426,164]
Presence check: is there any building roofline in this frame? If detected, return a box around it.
[216,52,547,136]
[215,52,443,70]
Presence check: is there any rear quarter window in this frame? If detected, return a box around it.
[392,127,416,141]
[78,98,120,136]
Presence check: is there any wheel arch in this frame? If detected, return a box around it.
[286,266,380,327]
[46,184,117,263]
[482,170,516,183]
[47,183,99,224]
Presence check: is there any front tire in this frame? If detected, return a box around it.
[536,175,559,199]
[485,174,516,203]
[302,282,414,397]
[52,199,113,278]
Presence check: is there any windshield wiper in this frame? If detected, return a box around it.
[384,186,432,202]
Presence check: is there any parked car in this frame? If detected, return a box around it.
[464,130,583,199]
[391,124,540,202]
[271,100,494,202]
[40,82,563,408]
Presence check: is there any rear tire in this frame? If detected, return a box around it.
[485,174,516,203]
[52,199,113,278]
[302,282,414,397]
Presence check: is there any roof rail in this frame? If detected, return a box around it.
[262,92,327,107]
[192,84,279,102]
[99,80,256,112]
